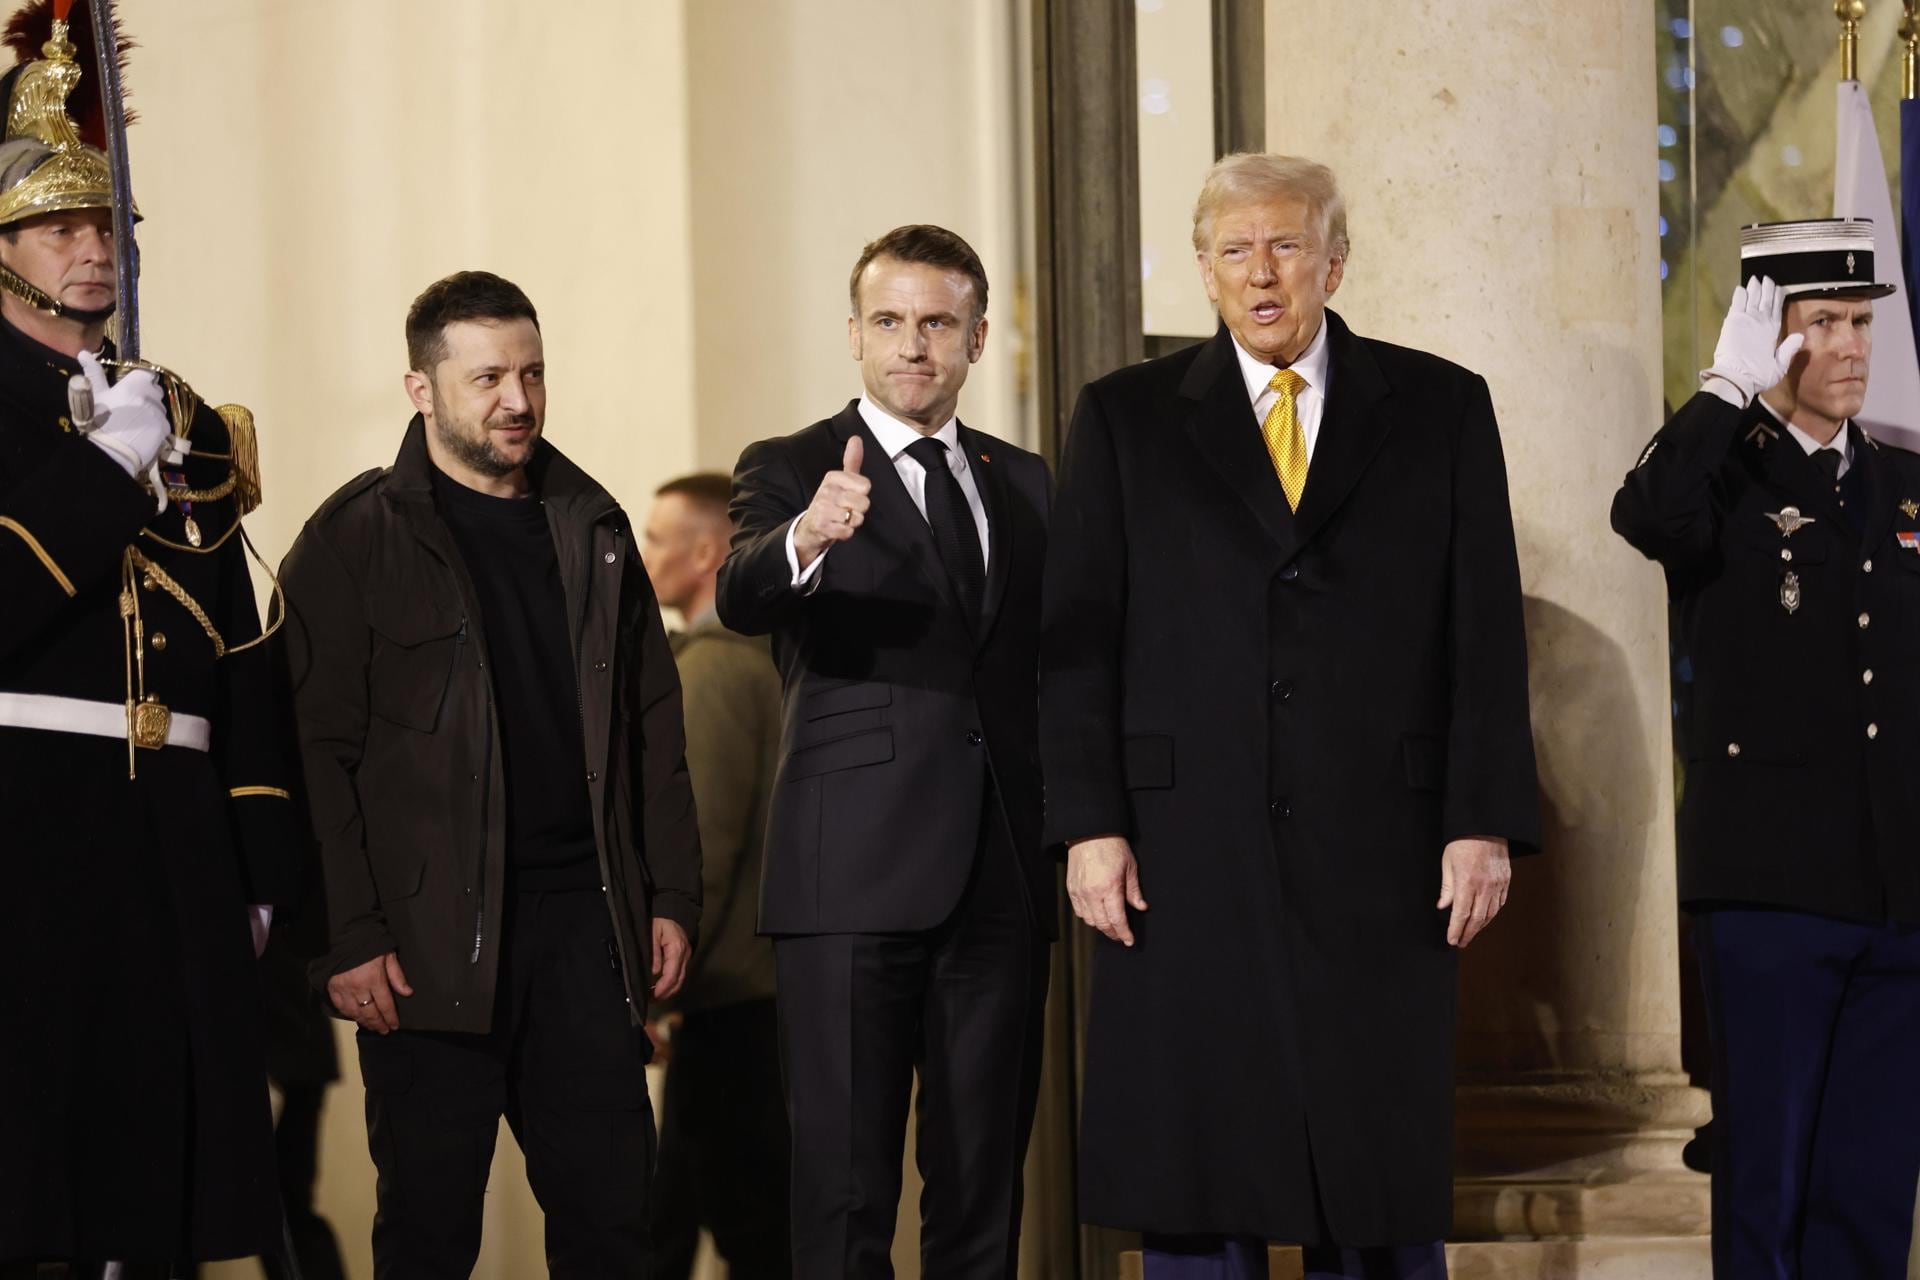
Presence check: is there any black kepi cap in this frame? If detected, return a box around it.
[1739,218,1896,300]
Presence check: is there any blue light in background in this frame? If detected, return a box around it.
[1660,259,1671,281]
[1660,215,1669,237]
[1721,26,1744,48]
[1672,18,1692,39]
[1783,145,1803,167]
[1660,159,1677,182]
[1665,62,1687,91]
[1659,124,1678,147]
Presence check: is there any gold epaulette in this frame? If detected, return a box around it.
[214,403,263,516]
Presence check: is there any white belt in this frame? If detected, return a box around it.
[0,692,212,752]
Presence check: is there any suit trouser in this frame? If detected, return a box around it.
[773,796,1050,1280]
[355,888,655,1280]
[652,996,792,1279]
[1696,907,1920,1279]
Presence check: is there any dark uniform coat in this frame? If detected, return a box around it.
[1040,316,1541,1246]
[1611,391,1920,923]
[0,316,301,1264]
[663,619,780,1012]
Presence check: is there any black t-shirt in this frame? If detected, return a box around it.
[431,465,600,889]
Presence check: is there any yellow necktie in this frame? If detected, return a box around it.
[1262,368,1309,510]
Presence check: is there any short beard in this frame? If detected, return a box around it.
[430,386,537,479]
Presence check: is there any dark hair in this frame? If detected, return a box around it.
[654,472,733,521]
[847,225,988,322]
[405,271,540,372]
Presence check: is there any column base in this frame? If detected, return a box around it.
[1452,1073,1711,1239]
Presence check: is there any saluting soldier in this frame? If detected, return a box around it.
[0,4,302,1275]
[1612,218,1920,1278]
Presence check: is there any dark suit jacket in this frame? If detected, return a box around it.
[1612,391,1920,925]
[717,400,1055,938]
[1041,315,1540,1245]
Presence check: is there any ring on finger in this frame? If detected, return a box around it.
[841,508,854,523]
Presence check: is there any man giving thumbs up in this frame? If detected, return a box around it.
[716,224,1056,1279]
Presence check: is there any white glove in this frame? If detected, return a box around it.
[1700,276,1806,406]
[75,350,173,508]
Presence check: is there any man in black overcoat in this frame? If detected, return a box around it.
[1041,153,1541,1280]
[0,7,301,1274]
[1611,218,1920,1278]
[717,225,1053,1278]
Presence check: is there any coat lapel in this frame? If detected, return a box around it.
[1179,329,1296,554]
[1290,312,1393,550]
[959,421,1011,647]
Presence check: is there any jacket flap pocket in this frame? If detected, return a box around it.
[365,592,465,647]
[1401,733,1444,791]
[784,726,895,781]
[1123,734,1174,790]
[369,848,427,904]
[802,681,893,720]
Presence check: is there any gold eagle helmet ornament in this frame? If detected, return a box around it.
[0,0,137,315]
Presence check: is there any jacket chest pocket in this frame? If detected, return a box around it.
[366,592,467,732]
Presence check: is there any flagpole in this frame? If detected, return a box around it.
[1903,1,1919,98]
[1839,0,1866,83]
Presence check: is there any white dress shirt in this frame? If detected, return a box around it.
[786,397,992,586]
[1758,397,1852,479]
[1232,317,1332,461]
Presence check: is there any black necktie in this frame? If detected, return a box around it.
[905,436,985,619]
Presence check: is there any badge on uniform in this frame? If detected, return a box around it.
[1902,499,1919,518]
[1780,569,1802,614]
[1766,506,1816,536]
[1898,531,1920,553]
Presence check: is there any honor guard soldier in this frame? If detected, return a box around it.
[1613,218,1920,1278]
[0,3,303,1276]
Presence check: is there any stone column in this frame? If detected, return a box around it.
[1264,2,1710,1275]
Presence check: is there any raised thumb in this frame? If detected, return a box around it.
[1775,331,1806,366]
[843,434,865,476]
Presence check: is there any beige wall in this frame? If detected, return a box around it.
[685,0,1036,475]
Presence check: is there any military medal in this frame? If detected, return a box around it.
[1902,499,1919,518]
[1899,531,1920,553]
[163,466,202,547]
[1780,569,1802,614]
[1766,506,1816,537]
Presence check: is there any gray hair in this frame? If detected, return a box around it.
[1191,152,1350,261]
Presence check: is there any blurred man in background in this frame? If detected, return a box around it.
[642,473,790,1279]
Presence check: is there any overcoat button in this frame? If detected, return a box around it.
[1780,548,1792,562]
[149,632,167,651]
[1279,564,1299,582]
[587,771,599,782]
[1863,669,1874,685]
[1726,743,1741,758]
[1868,723,1880,740]
[1864,559,1874,573]
[1860,612,1871,629]
[604,551,617,563]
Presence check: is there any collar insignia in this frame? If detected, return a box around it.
[1902,500,1918,518]
[1766,506,1816,537]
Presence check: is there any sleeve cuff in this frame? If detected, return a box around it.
[784,519,827,593]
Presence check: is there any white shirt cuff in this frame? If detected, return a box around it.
[784,520,827,594]
[1700,375,1748,409]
